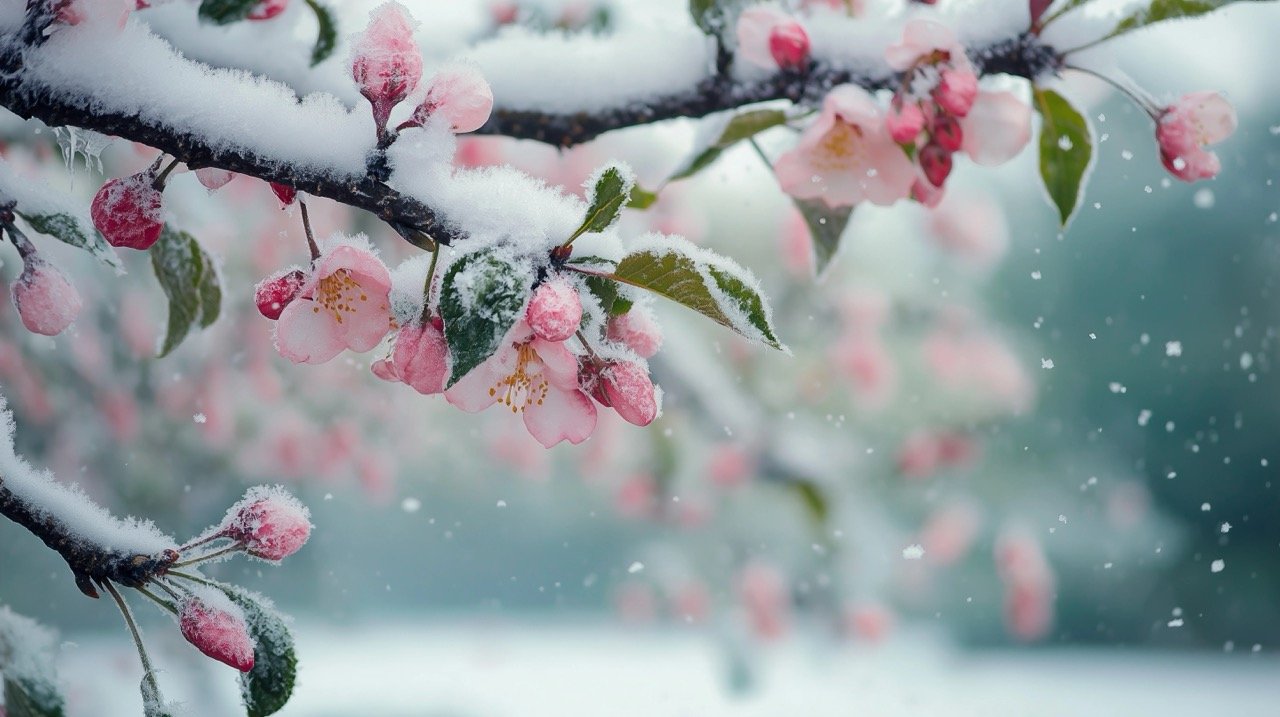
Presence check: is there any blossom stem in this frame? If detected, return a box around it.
[166,570,218,588]
[2,220,37,260]
[300,199,320,262]
[171,544,242,569]
[177,532,224,553]
[104,580,163,700]
[420,242,441,321]
[132,585,179,616]
[1062,64,1160,118]
[152,156,182,190]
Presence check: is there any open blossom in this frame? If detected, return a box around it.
[445,320,596,448]
[372,318,448,395]
[91,171,164,250]
[180,597,255,672]
[885,18,967,72]
[352,2,423,132]
[736,6,810,71]
[274,237,394,364]
[774,85,915,208]
[11,258,82,336]
[408,65,494,134]
[960,91,1032,166]
[1156,91,1236,182]
[219,487,312,561]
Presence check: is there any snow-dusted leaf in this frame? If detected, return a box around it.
[217,587,296,717]
[0,607,65,717]
[793,199,853,276]
[17,211,121,270]
[1034,88,1093,227]
[440,250,533,388]
[1108,0,1264,38]
[150,227,222,357]
[627,184,659,210]
[583,274,631,317]
[570,165,635,242]
[140,676,176,717]
[670,109,788,181]
[303,0,338,66]
[604,239,784,350]
[198,0,259,24]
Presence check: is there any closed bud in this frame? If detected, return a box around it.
[605,309,662,359]
[931,113,964,152]
[179,597,255,672]
[91,173,164,250]
[600,361,658,427]
[526,280,581,343]
[269,182,296,207]
[410,65,494,134]
[934,69,978,117]
[352,2,423,133]
[885,100,926,144]
[919,143,953,188]
[254,268,306,320]
[768,21,810,71]
[246,0,287,20]
[11,257,82,336]
[220,487,313,561]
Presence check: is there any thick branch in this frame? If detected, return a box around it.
[478,33,1062,148]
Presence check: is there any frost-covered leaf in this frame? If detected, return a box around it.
[1034,88,1093,227]
[140,676,176,717]
[604,239,785,350]
[583,274,631,317]
[0,607,65,717]
[569,165,634,242]
[17,211,120,270]
[217,587,296,717]
[627,185,659,210]
[303,0,338,66]
[670,109,788,181]
[793,200,854,276]
[1108,0,1264,38]
[197,0,259,24]
[440,250,534,388]
[150,227,222,357]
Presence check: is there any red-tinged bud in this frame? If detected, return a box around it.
[526,280,582,343]
[600,361,658,427]
[179,597,255,672]
[1029,0,1053,26]
[606,309,663,359]
[768,22,810,71]
[919,143,953,188]
[270,182,296,206]
[934,69,978,117]
[352,2,423,135]
[379,319,448,395]
[11,257,82,337]
[931,113,964,152]
[885,100,926,144]
[247,0,287,20]
[90,173,164,250]
[254,268,306,320]
[221,487,313,562]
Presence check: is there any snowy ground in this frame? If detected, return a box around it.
[55,619,1280,716]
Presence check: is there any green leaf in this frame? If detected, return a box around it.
[439,250,534,388]
[582,274,632,317]
[1034,88,1093,228]
[149,227,222,357]
[303,0,337,66]
[669,109,788,181]
[688,0,720,33]
[569,165,634,242]
[16,211,120,270]
[793,199,854,275]
[0,607,65,717]
[627,184,659,210]
[219,587,297,717]
[1107,0,1263,38]
[197,0,260,24]
[602,240,785,350]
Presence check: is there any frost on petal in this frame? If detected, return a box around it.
[523,386,596,447]
[219,485,313,562]
[273,298,346,365]
[444,349,507,412]
[179,589,254,672]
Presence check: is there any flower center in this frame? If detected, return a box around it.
[311,269,368,324]
[488,342,549,413]
[814,121,863,172]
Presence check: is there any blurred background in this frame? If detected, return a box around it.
[0,0,1278,714]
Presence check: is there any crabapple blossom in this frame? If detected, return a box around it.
[372,318,448,395]
[934,69,979,117]
[194,168,234,191]
[735,6,809,71]
[769,23,811,71]
[774,85,915,207]
[407,65,495,134]
[179,597,255,672]
[884,18,967,72]
[274,237,394,364]
[525,280,582,343]
[91,171,164,250]
[1156,91,1236,182]
[10,258,82,337]
[885,100,926,143]
[352,2,423,136]
[606,309,662,359]
[254,268,305,320]
[597,361,659,427]
[445,320,597,448]
[219,487,313,561]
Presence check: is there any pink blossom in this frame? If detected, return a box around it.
[1157,91,1236,182]
[927,190,1009,268]
[885,18,965,72]
[445,321,597,448]
[737,562,789,641]
[919,500,982,566]
[195,168,234,191]
[10,258,82,336]
[832,333,897,409]
[274,240,394,365]
[179,597,255,672]
[372,319,448,395]
[885,100,925,143]
[670,580,711,623]
[606,309,662,359]
[769,22,811,71]
[960,91,1032,166]
[526,280,582,343]
[246,0,287,20]
[736,6,808,71]
[843,603,895,644]
[409,65,495,134]
[352,2,423,133]
[219,487,312,561]
[774,86,915,208]
[598,361,659,427]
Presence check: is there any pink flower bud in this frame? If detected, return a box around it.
[269,182,296,206]
[11,258,82,336]
[179,597,255,672]
[885,100,925,143]
[194,168,234,191]
[526,280,581,343]
[490,1,518,25]
[605,309,663,359]
[352,2,423,132]
[411,65,494,134]
[254,268,306,320]
[246,0,287,20]
[90,173,164,250]
[221,487,312,561]
[55,0,131,28]
[1029,0,1053,25]
[600,361,658,427]
[1156,91,1236,183]
[918,143,953,188]
[934,69,978,117]
[389,318,448,394]
[768,21,810,71]
[931,112,964,152]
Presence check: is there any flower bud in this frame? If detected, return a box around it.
[352,2,423,133]
[269,182,296,207]
[90,172,164,250]
[179,597,255,672]
[885,100,925,144]
[934,69,978,117]
[221,487,312,561]
[411,65,494,134]
[768,21,810,71]
[247,0,287,20]
[194,168,234,191]
[605,309,662,359]
[11,257,82,336]
[931,113,964,152]
[389,318,448,394]
[600,361,658,426]
[254,268,306,320]
[526,280,581,343]
[918,143,953,188]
